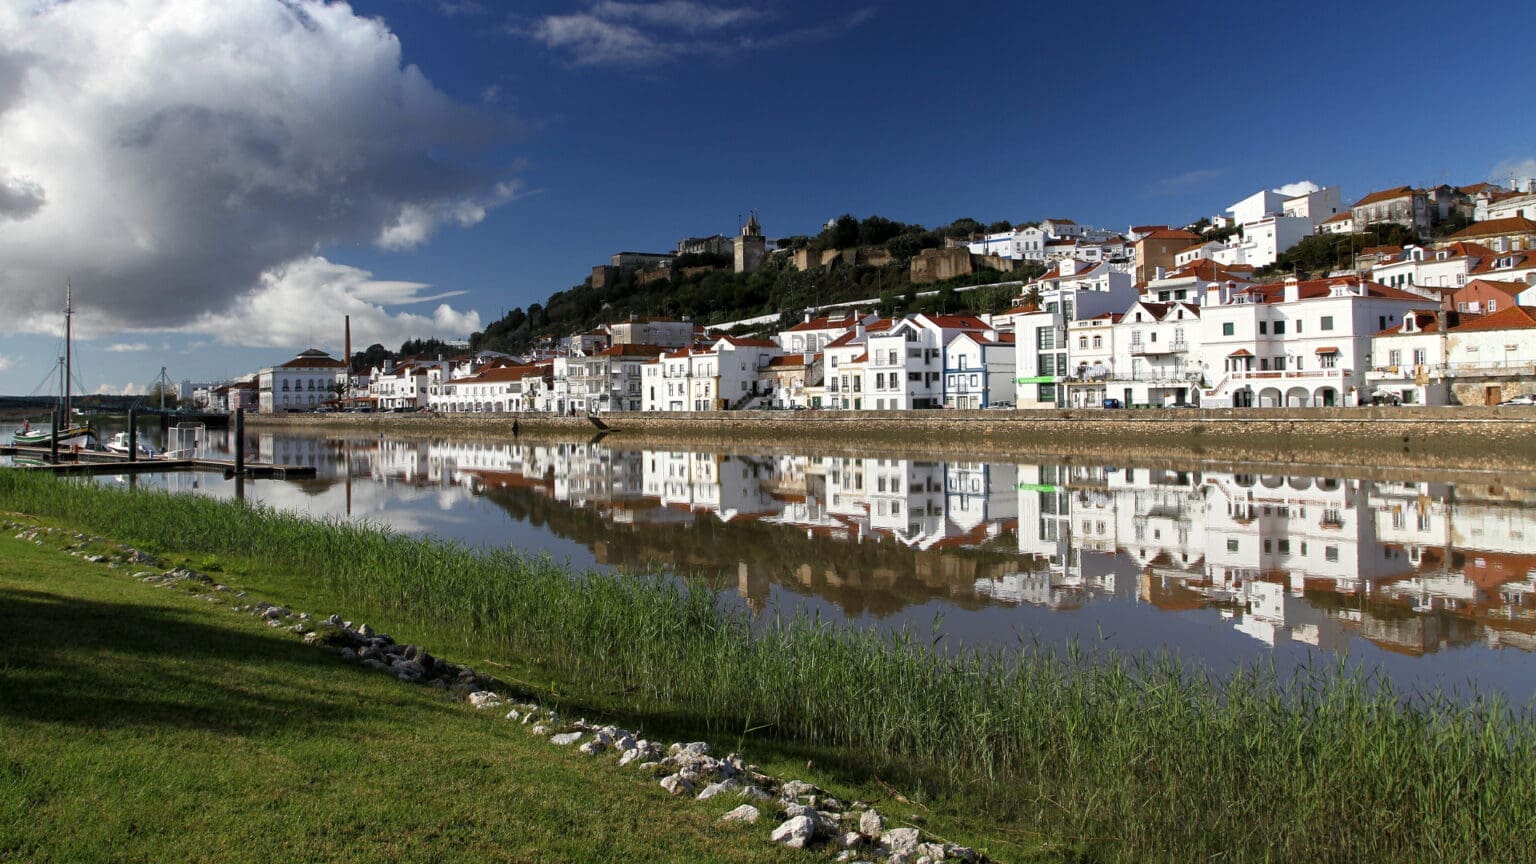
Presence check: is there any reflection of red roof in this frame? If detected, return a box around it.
[1463,551,1536,591]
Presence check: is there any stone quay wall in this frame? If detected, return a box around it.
[246,406,1536,476]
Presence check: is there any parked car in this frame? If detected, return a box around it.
[1101,398,1124,409]
[1499,394,1536,406]
[985,401,1015,409]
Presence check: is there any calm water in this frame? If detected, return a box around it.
[8,421,1536,702]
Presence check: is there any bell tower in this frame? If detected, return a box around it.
[733,210,766,274]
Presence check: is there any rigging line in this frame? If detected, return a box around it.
[24,362,61,399]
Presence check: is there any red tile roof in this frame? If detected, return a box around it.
[1353,186,1416,207]
[1449,305,1536,332]
[1139,229,1201,242]
[1322,212,1354,224]
[277,349,345,369]
[1450,217,1536,240]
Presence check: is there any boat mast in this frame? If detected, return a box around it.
[63,281,73,421]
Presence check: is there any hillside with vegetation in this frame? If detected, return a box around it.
[1255,223,1418,280]
[464,215,1046,357]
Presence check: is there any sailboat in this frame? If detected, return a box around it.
[12,283,95,447]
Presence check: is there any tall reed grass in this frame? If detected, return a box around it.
[3,469,1533,862]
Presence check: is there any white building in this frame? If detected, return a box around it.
[1198,276,1429,408]
[1368,305,1536,405]
[943,331,1016,409]
[257,348,346,413]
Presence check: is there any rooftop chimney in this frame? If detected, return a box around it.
[1283,275,1300,304]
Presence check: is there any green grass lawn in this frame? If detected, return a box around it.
[0,530,814,864]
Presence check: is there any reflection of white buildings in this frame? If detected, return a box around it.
[339,435,1536,653]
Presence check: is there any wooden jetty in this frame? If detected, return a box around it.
[1,444,314,479]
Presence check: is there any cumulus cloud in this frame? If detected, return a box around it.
[522,2,872,66]
[94,382,148,397]
[180,256,481,350]
[0,0,512,341]
[1491,158,1536,190]
[0,172,45,220]
[0,355,13,373]
[104,342,152,353]
[1273,180,1322,197]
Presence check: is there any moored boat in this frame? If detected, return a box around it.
[103,430,155,457]
[12,420,96,447]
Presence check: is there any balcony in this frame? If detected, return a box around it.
[1130,338,1187,356]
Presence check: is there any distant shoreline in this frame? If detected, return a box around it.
[244,406,1536,475]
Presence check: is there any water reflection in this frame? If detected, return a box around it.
[73,428,1536,699]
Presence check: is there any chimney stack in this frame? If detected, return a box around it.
[1283,275,1300,304]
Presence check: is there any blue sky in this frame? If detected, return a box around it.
[2,0,1534,396]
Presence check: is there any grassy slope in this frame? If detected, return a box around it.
[0,530,815,864]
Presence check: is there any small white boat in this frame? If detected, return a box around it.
[104,431,156,457]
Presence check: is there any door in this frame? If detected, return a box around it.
[1486,386,1501,406]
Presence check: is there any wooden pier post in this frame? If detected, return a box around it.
[49,407,59,463]
[128,409,138,463]
[234,408,245,476]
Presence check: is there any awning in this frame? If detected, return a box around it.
[1228,349,1253,357]
[1314,346,1339,354]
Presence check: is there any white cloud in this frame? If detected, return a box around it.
[0,355,13,372]
[0,172,45,220]
[1149,168,1226,195]
[0,0,512,339]
[94,382,148,397]
[1491,158,1536,190]
[522,2,871,66]
[1273,180,1322,197]
[181,256,481,349]
[104,342,152,353]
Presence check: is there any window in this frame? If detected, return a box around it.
[1413,349,1427,365]
[1227,539,1239,552]
[1321,315,1334,331]
[1092,335,1102,348]
[1319,352,1337,369]
[1274,321,1286,335]
[1223,322,1235,336]
[1389,349,1401,366]
[1259,322,1267,335]
[1489,299,1498,312]
[1037,328,1056,350]
[1325,546,1339,563]
[1079,336,1088,349]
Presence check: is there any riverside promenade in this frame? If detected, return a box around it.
[246,406,1536,476]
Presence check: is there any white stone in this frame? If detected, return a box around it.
[780,779,820,799]
[617,748,641,767]
[718,804,759,825]
[467,691,503,709]
[859,808,885,839]
[882,827,921,856]
[550,732,583,746]
[695,778,743,801]
[660,773,695,796]
[771,815,817,849]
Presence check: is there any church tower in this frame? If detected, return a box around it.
[733,211,766,274]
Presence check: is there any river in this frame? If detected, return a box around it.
[7,421,1536,702]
